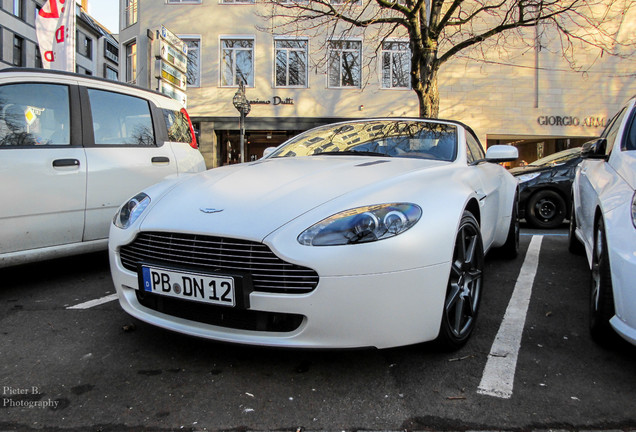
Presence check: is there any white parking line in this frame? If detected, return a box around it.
[477,235,544,399]
[67,293,118,310]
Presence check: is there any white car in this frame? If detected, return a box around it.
[109,118,519,349]
[569,96,636,346]
[0,69,206,268]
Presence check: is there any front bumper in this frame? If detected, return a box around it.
[606,201,636,346]
[109,244,450,349]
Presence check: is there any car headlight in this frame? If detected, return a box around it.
[298,203,422,246]
[113,193,151,229]
[515,172,541,183]
[632,191,636,229]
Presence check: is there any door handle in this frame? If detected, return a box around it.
[52,158,80,168]
[151,156,170,164]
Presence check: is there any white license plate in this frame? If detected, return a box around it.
[141,266,235,307]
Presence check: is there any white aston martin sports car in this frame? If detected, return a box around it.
[109,118,519,349]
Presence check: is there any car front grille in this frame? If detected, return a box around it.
[119,232,319,294]
[135,291,304,333]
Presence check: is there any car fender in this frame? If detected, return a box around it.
[263,166,487,277]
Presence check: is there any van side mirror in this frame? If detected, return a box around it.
[581,138,608,160]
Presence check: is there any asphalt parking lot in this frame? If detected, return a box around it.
[1,225,635,432]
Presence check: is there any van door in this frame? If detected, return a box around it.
[82,87,178,241]
[0,82,86,254]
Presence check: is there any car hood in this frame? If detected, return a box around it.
[138,156,446,240]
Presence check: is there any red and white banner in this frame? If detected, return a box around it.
[35,0,75,71]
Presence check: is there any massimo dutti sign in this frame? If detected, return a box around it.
[249,97,295,106]
[537,115,607,128]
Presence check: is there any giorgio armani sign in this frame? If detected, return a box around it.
[537,115,606,128]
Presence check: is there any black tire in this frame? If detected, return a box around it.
[498,193,519,259]
[526,189,567,229]
[568,199,585,255]
[589,218,617,343]
[436,211,484,350]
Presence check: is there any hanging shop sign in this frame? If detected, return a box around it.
[154,24,188,106]
[156,39,188,73]
[158,80,187,107]
[155,59,187,91]
[159,25,187,57]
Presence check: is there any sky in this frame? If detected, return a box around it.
[84,0,120,33]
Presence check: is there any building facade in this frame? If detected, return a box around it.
[0,0,119,79]
[118,0,636,168]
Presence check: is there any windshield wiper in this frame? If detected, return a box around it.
[312,150,392,157]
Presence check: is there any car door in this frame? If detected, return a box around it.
[465,132,503,246]
[82,87,178,242]
[577,106,628,244]
[0,81,86,255]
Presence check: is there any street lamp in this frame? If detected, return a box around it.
[232,81,251,163]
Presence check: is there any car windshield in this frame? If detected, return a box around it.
[528,147,581,167]
[268,120,458,161]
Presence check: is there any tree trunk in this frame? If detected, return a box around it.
[410,32,441,118]
[416,71,439,118]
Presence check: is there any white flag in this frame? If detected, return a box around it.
[35,0,75,71]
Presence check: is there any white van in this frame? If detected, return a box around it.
[0,68,206,267]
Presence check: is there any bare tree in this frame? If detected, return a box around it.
[257,0,636,118]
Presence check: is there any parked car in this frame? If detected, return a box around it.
[0,69,206,268]
[569,96,636,346]
[109,118,519,349]
[510,147,582,228]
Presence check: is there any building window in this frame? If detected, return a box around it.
[327,40,361,88]
[182,37,200,87]
[220,38,254,87]
[221,0,255,3]
[13,35,24,67]
[105,65,119,81]
[275,39,308,88]
[381,41,410,89]
[35,47,43,68]
[76,65,93,75]
[126,41,137,84]
[13,0,24,19]
[77,31,93,59]
[105,41,119,63]
[125,0,138,27]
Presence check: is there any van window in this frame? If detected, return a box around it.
[163,109,193,144]
[0,83,70,146]
[88,89,155,146]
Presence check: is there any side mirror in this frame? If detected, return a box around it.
[262,146,277,159]
[581,138,608,160]
[485,145,519,163]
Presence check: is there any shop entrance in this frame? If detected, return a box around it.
[216,130,303,165]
